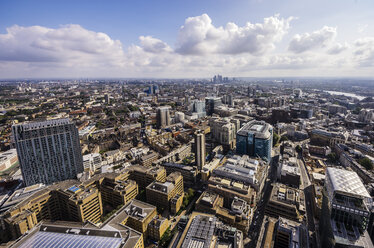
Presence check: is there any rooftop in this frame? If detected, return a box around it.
[237,120,272,139]
[326,167,370,199]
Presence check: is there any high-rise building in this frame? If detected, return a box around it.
[156,106,171,128]
[236,120,273,162]
[104,93,110,104]
[194,130,206,171]
[205,97,222,116]
[12,119,84,186]
[190,100,206,118]
[209,117,236,150]
[320,167,373,248]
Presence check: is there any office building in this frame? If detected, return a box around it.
[147,216,170,241]
[128,165,166,189]
[161,162,197,187]
[99,176,138,208]
[265,183,305,222]
[156,106,171,128]
[175,212,243,248]
[9,223,144,248]
[0,149,18,172]
[205,97,222,116]
[82,153,102,172]
[146,172,184,214]
[236,120,273,162]
[12,119,84,186]
[259,217,308,248]
[194,130,206,171]
[119,200,157,235]
[320,167,373,248]
[209,117,237,150]
[190,100,206,118]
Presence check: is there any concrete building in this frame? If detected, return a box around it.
[99,176,138,208]
[146,172,184,214]
[259,217,308,248]
[119,200,157,236]
[195,191,252,233]
[156,106,171,128]
[12,119,84,186]
[194,130,206,171]
[128,165,166,189]
[147,216,170,241]
[82,153,102,172]
[175,212,244,248]
[320,167,373,248]
[310,129,348,147]
[236,120,273,162]
[209,117,237,150]
[0,149,18,172]
[161,162,197,187]
[265,183,305,222]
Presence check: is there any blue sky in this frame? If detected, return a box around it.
[0,0,374,78]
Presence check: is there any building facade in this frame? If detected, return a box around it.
[12,119,84,186]
[236,120,273,162]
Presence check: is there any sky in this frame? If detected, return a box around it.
[0,0,374,79]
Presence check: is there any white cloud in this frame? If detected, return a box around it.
[0,24,125,66]
[327,42,349,55]
[353,37,374,67]
[288,26,337,53]
[175,14,293,55]
[139,36,172,53]
[0,16,373,78]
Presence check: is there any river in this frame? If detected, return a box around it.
[325,90,366,101]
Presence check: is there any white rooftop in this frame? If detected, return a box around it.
[327,167,370,198]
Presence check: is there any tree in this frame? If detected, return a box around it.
[359,157,373,170]
[280,135,288,142]
[273,133,280,147]
[296,145,302,153]
[327,153,338,163]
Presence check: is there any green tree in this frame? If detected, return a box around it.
[359,157,373,170]
[296,145,302,153]
[273,133,280,147]
[280,135,288,142]
[327,153,338,163]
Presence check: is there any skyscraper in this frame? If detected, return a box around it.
[156,106,171,128]
[236,120,273,162]
[190,100,206,118]
[12,118,84,186]
[205,97,222,116]
[194,130,206,171]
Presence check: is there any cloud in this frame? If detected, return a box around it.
[327,42,349,55]
[353,37,374,67]
[0,24,125,66]
[139,36,172,53]
[175,13,293,55]
[288,26,337,53]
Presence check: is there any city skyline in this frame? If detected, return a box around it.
[1,0,374,78]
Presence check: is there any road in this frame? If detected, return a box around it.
[245,148,278,248]
[297,152,319,248]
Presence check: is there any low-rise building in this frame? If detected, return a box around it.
[265,183,305,222]
[147,216,170,241]
[146,172,184,214]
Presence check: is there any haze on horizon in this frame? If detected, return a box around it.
[0,0,374,79]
